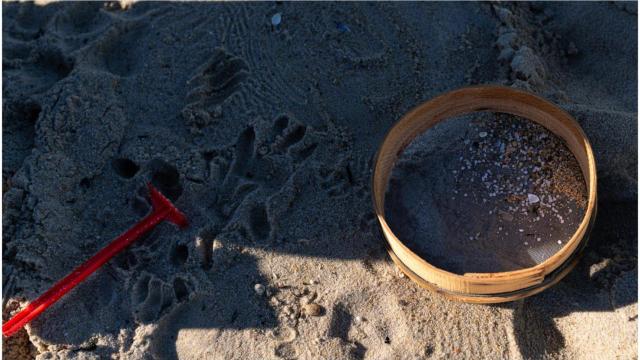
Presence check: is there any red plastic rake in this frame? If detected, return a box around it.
[2,183,188,337]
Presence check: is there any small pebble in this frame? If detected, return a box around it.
[271,13,282,26]
[336,22,351,33]
[302,303,324,317]
[527,193,540,204]
[254,283,265,295]
[479,131,488,138]
[500,211,514,222]
[557,240,562,245]
[195,236,205,247]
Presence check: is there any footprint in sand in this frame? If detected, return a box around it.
[3,100,41,176]
[132,273,176,323]
[182,48,250,131]
[318,154,370,199]
[265,114,318,163]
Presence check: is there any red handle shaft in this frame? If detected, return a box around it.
[2,208,168,337]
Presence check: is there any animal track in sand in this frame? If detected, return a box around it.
[194,228,215,271]
[3,2,54,41]
[272,121,306,153]
[148,159,183,201]
[319,155,370,199]
[4,45,74,97]
[2,4,127,102]
[172,277,191,303]
[249,203,271,241]
[98,22,149,77]
[55,109,324,343]
[267,115,318,163]
[132,273,182,324]
[50,2,110,38]
[170,243,189,267]
[192,115,318,256]
[192,49,249,103]
[2,100,41,175]
[114,250,139,272]
[132,273,152,307]
[181,48,251,132]
[230,126,257,178]
[111,157,140,179]
[124,159,183,218]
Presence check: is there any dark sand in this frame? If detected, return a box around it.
[386,113,587,274]
[2,2,637,359]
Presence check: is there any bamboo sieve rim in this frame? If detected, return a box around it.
[387,199,596,303]
[372,85,598,298]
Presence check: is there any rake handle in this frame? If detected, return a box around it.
[2,210,165,337]
[2,184,187,337]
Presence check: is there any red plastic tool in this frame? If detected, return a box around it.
[2,183,188,337]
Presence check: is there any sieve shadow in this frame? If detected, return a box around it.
[500,200,637,359]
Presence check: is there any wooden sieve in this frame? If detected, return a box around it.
[372,85,597,303]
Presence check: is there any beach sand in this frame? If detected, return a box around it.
[386,112,588,275]
[2,2,637,359]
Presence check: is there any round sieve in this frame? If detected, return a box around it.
[371,85,597,303]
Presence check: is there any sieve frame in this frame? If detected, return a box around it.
[371,85,598,303]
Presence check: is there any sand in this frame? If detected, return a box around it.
[385,112,587,274]
[2,2,637,359]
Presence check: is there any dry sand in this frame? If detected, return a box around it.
[2,2,637,359]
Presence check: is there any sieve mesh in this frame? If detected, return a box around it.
[384,112,587,275]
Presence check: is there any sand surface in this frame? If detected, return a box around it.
[2,2,637,359]
[386,113,587,274]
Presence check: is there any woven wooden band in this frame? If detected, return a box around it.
[371,85,597,302]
